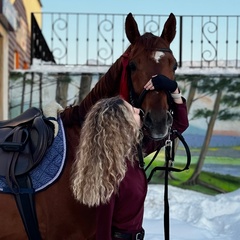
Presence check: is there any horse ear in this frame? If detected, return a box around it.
[160,13,176,45]
[125,13,141,44]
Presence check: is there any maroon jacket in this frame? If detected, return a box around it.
[96,161,147,239]
[94,100,189,239]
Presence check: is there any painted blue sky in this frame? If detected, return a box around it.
[41,0,240,16]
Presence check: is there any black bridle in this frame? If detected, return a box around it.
[125,57,191,169]
[121,48,191,170]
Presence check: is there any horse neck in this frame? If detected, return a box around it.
[61,57,123,127]
[80,57,123,113]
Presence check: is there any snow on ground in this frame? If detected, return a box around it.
[144,185,240,240]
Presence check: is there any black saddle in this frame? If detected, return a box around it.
[0,107,54,190]
[0,107,55,240]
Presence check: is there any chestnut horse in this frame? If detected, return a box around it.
[0,13,177,239]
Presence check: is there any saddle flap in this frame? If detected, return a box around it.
[30,116,54,166]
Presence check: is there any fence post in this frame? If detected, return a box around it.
[179,16,183,68]
[30,13,34,66]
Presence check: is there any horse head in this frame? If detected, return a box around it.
[61,13,177,140]
[123,13,177,140]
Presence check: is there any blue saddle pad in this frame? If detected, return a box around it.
[0,118,66,193]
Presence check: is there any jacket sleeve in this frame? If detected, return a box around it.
[142,98,189,156]
[171,98,189,134]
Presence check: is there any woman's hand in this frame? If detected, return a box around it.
[144,75,183,104]
[144,74,178,92]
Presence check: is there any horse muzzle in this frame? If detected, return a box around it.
[142,110,173,140]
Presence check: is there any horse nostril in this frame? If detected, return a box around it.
[144,112,152,127]
[139,109,145,120]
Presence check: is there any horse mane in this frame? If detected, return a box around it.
[61,53,124,126]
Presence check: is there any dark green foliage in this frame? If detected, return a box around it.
[192,108,213,120]
[221,94,240,108]
[57,73,72,83]
[218,109,240,120]
[185,76,240,122]
[9,72,24,81]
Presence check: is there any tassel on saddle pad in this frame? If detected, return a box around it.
[0,107,55,192]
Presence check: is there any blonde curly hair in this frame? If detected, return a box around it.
[71,96,142,207]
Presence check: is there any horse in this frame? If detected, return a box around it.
[0,12,177,239]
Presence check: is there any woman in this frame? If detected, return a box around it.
[70,76,189,239]
[71,96,146,239]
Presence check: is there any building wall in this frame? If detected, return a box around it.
[8,0,30,70]
[0,0,17,120]
[23,0,42,31]
[0,25,9,120]
[0,0,42,120]
[8,0,42,70]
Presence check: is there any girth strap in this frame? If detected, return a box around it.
[14,175,42,240]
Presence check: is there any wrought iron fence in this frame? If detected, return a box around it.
[31,12,240,68]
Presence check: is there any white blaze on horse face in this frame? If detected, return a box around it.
[152,51,165,63]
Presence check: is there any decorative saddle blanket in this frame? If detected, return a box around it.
[0,118,66,193]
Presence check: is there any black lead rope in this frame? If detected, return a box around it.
[146,130,191,182]
[145,130,191,240]
[164,140,170,240]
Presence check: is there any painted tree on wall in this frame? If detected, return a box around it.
[183,76,240,188]
[55,73,71,108]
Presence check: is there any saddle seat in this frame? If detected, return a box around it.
[0,107,42,128]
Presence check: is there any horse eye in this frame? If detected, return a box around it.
[129,61,136,71]
[173,62,178,71]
